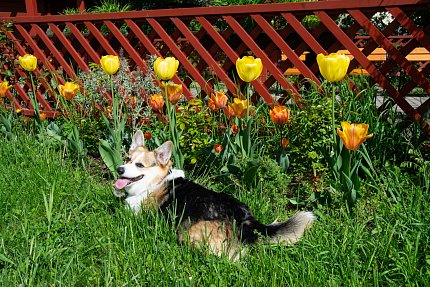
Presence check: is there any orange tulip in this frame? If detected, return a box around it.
[150,93,165,112]
[228,98,247,118]
[58,82,80,101]
[270,106,290,125]
[161,82,183,104]
[144,132,152,141]
[0,81,12,97]
[231,124,238,135]
[336,122,373,151]
[281,138,289,149]
[208,91,228,112]
[214,144,222,153]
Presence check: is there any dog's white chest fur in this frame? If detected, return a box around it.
[125,169,185,213]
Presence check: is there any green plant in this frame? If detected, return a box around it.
[0,111,14,140]
[176,99,215,167]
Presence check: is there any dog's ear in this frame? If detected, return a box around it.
[154,141,173,165]
[130,130,145,151]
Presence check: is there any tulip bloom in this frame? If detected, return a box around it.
[236,56,263,82]
[336,122,373,151]
[161,82,183,104]
[270,106,290,125]
[154,57,179,81]
[281,138,289,149]
[144,132,152,141]
[228,98,248,118]
[231,124,238,135]
[58,82,80,101]
[150,93,165,112]
[208,91,228,111]
[100,55,120,75]
[316,53,350,82]
[0,81,12,97]
[214,144,222,153]
[19,54,37,72]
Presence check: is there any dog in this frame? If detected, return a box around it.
[114,130,314,260]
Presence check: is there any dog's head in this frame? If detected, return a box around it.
[114,130,173,196]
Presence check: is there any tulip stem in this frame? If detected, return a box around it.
[246,82,251,121]
[331,83,337,149]
[29,73,42,129]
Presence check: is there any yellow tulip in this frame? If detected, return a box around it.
[153,57,179,81]
[100,55,120,75]
[235,56,263,82]
[58,82,80,101]
[270,106,290,125]
[229,98,248,118]
[18,54,37,72]
[336,122,373,151]
[316,53,350,82]
[0,81,12,97]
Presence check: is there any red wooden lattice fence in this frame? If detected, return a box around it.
[1,0,429,132]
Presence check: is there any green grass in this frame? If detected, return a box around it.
[0,132,429,286]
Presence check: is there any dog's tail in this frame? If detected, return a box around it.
[255,211,315,245]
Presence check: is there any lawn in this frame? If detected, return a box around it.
[0,126,428,286]
[1,50,429,286]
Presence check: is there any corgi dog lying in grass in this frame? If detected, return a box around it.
[114,130,314,260]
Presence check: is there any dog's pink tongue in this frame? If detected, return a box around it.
[115,178,130,190]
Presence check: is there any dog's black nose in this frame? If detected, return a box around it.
[117,166,125,175]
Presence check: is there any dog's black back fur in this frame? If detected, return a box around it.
[160,177,273,244]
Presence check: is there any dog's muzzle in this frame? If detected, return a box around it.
[114,166,144,190]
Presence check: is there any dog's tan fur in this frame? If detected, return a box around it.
[178,220,240,260]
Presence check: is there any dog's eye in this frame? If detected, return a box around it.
[125,156,131,162]
[135,163,144,168]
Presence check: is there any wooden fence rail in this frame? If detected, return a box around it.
[0,0,429,131]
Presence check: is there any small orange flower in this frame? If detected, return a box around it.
[125,96,137,109]
[281,138,289,149]
[208,91,228,112]
[58,82,80,101]
[270,106,290,125]
[214,144,222,153]
[23,116,32,124]
[144,132,152,141]
[105,106,112,118]
[150,94,165,112]
[336,122,373,151]
[161,82,183,104]
[0,81,12,97]
[231,124,238,135]
[39,112,47,121]
[228,98,247,118]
